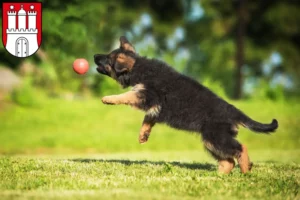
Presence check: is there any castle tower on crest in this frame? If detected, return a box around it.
[28,5,37,30]
[18,5,26,30]
[6,5,38,57]
[7,5,16,30]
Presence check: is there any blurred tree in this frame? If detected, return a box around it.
[235,0,246,99]
[184,0,300,99]
[1,0,299,99]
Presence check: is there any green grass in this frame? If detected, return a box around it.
[0,151,299,200]
[0,98,299,154]
[0,97,300,199]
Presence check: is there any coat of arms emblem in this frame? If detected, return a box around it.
[2,2,42,58]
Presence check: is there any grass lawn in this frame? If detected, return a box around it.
[0,151,299,200]
[0,98,299,199]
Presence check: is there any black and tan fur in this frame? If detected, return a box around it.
[94,36,278,174]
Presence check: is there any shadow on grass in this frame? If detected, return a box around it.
[71,158,215,171]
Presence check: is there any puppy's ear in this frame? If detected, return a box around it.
[115,53,136,73]
[120,36,135,53]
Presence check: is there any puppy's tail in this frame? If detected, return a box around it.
[238,113,278,133]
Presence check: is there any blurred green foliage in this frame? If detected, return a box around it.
[0,0,299,101]
[11,79,37,107]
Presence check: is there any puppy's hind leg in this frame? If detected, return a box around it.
[203,141,236,174]
[236,144,253,173]
[203,128,250,174]
[218,158,235,174]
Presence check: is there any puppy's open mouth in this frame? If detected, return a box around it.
[96,64,108,75]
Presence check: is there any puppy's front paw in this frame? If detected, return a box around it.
[101,96,116,105]
[139,131,150,144]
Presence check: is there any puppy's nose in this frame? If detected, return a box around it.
[94,54,100,59]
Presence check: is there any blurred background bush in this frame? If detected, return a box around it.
[0,0,299,154]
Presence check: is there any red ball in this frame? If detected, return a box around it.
[73,58,89,74]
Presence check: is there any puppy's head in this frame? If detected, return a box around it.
[94,36,136,80]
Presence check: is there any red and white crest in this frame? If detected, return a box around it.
[2,2,42,58]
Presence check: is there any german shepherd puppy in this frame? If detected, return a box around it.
[94,36,278,174]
